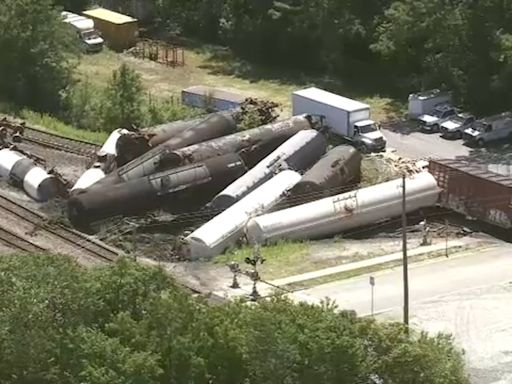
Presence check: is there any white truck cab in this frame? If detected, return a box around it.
[418,103,457,132]
[292,88,386,153]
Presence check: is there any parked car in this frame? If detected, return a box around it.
[440,113,476,139]
[463,112,512,147]
[418,103,457,133]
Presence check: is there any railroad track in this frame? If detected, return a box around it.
[0,193,119,262]
[22,127,100,157]
[0,224,47,253]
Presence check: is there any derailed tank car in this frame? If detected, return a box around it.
[184,170,302,260]
[96,115,313,187]
[288,145,361,205]
[0,149,59,201]
[429,159,512,229]
[211,129,327,210]
[246,172,440,244]
[67,153,247,227]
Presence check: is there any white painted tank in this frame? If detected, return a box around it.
[211,129,326,210]
[23,167,58,201]
[246,172,440,244]
[0,149,24,178]
[185,170,302,259]
[71,163,106,192]
[97,128,129,157]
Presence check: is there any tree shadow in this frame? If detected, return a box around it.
[192,44,405,103]
[455,142,512,165]
[381,119,418,136]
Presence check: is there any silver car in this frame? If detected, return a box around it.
[440,113,476,139]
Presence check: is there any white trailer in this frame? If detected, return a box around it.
[408,89,452,119]
[61,11,104,53]
[292,87,386,153]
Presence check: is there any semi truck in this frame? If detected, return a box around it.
[61,11,104,53]
[292,87,386,153]
[462,112,512,147]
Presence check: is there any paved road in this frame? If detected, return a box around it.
[291,245,512,316]
[291,246,512,384]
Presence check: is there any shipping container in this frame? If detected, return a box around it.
[429,159,512,229]
[182,85,246,111]
[83,8,138,51]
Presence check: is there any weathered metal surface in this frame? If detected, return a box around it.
[288,145,361,205]
[429,159,512,229]
[95,115,312,188]
[210,129,327,210]
[67,154,247,226]
[246,172,440,243]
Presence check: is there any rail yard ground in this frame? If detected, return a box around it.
[1,48,511,384]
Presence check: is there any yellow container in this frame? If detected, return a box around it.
[83,8,138,51]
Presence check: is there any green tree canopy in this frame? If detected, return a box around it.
[0,0,78,112]
[0,254,469,384]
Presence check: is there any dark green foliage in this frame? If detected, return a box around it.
[53,0,90,12]
[0,254,469,384]
[151,0,512,114]
[62,66,199,132]
[0,0,78,112]
[102,63,145,130]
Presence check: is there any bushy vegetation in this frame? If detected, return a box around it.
[0,254,468,384]
[146,0,512,114]
[63,63,199,132]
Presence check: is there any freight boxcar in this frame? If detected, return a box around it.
[429,159,512,229]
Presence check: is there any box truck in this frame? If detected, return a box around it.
[62,11,104,53]
[292,87,386,153]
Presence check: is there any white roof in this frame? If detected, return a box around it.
[293,87,369,112]
[62,11,94,30]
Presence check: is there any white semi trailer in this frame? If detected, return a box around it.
[292,87,386,153]
[61,11,104,53]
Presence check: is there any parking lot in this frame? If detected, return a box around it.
[383,122,512,165]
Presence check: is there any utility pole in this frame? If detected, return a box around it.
[402,174,409,326]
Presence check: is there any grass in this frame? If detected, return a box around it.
[78,47,403,122]
[213,241,311,280]
[281,244,480,291]
[0,106,109,144]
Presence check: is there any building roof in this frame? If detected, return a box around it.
[293,87,369,112]
[182,85,246,103]
[83,8,137,25]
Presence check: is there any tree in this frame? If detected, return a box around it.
[102,64,144,130]
[0,0,78,112]
[53,0,90,12]
[0,253,469,384]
